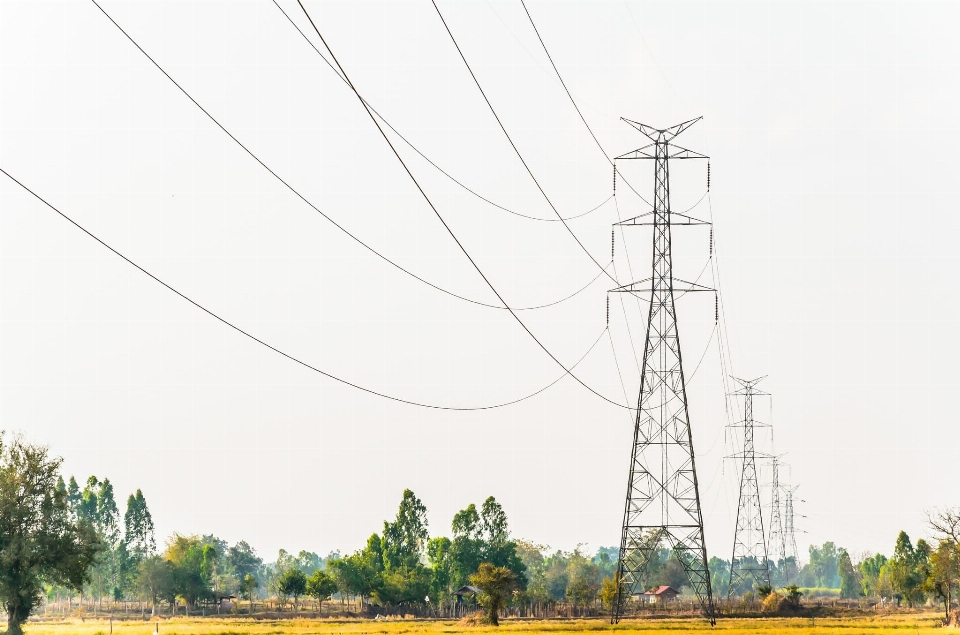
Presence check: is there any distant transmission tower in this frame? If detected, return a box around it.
[768,456,786,566]
[727,377,770,597]
[611,118,715,624]
[783,483,801,564]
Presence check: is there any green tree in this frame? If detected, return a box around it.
[239,573,258,614]
[0,435,100,635]
[470,563,517,626]
[306,569,338,614]
[708,556,730,598]
[165,534,219,609]
[295,550,323,575]
[227,541,262,586]
[598,573,618,610]
[123,489,155,561]
[66,476,82,516]
[858,553,887,598]
[382,489,429,570]
[327,534,383,608]
[838,549,860,599]
[277,567,308,612]
[427,536,453,601]
[784,584,803,608]
[136,555,174,615]
[890,531,927,607]
[808,542,840,588]
[925,540,959,620]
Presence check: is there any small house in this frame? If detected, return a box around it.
[640,585,680,604]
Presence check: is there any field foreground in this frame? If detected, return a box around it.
[21,613,950,635]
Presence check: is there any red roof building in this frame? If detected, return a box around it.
[640,585,680,603]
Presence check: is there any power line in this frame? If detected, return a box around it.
[271,0,613,224]
[431,0,619,285]
[88,0,607,314]
[293,0,631,410]
[518,0,654,208]
[0,167,611,412]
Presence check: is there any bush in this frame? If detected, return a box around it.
[761,592,788,614]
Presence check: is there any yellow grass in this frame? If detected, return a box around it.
[19,612,949,635]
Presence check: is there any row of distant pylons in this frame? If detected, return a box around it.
[726,377,801,598]
[609,117,800,625]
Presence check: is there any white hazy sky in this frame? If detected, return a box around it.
[2,0,959,565]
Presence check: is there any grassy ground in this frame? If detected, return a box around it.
[20,612,948,635]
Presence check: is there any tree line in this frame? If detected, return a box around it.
[6,433,960,634]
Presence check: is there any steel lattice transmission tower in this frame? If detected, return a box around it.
[727,377,770,597]
[783,483,801,564]
[768,456,786,567]
[610,117,715,624]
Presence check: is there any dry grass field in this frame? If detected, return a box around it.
[20,612,949,635]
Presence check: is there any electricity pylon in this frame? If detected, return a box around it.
[783,483,801,564]
[610,117,715,624]
[768,456,786,567]
[727,377,770,597]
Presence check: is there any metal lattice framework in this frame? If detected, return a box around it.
[727,377,771,597]
[768,456,786,567]
[783,483,800,564]
[610,118,715,624]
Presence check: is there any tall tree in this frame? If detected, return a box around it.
[890,531,926,606]
[837,549,859,599]
[227,541,262,587]
[0,435,100,635]
[124,489,156,560]
[382,489,429,570]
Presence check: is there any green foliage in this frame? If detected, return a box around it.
[306,569,338,611]
[227,541,262,587]
[890,531,928,606]
[783,584,802,608]
[164,534,221,608]
[276,567,308,611]
[239,573,258,603]
[381,489,429,570]
[925,540,959,618]
[136,555,174,609]
[123,489,155,561]
[0,435,100,635]
[598,574,618,610]
[708,556,729,598]
[470,563,517,627]
[756,583,773,599]
[837,549,860,599]
[807,542,840,588]
[858,552,887,598]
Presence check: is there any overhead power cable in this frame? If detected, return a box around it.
[293,0,630,409]
[518,0,653,208]
[271,0,611,224]
[0,167,610,412]
[89,0,603,313]
[431,0,619,285]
